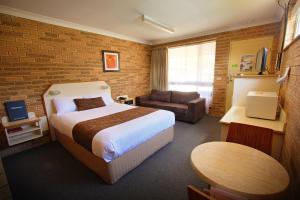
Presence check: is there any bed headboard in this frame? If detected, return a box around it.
[43,81,111,139]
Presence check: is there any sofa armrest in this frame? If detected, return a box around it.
[187,98,206,123]
[135,95,150,106]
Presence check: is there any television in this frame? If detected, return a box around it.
[255,48,268,75]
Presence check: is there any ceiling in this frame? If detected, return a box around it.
[0,0,284,44]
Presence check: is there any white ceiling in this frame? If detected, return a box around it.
[0,0,284,44]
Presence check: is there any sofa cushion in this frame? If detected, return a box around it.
[141,101,188,115]
[150,89,171,102]
[171,91,199,104]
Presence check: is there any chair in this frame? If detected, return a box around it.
[187,185,248,200]
[226,122,273,155]
[187,185,214,200]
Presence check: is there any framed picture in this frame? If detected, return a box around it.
[239,54,255,72]
[102,50,120,72]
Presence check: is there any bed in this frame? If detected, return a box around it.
[43,81,175,184]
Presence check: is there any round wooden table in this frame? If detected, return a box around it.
[191,142,289,199]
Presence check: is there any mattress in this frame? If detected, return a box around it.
[51,103,175,162]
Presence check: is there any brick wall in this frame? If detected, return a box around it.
[153,23,281,116]
[0,13,151,118]
[276,1,300,198]
[0,12,281,119]
[279,37,300,200]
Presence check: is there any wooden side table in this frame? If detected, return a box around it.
[191,142,289,199]
[1,112,43,146]
[219,106,286,160]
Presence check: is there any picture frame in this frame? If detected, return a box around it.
[102,50,120,72]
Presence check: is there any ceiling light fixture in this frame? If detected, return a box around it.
[142,15,174,34]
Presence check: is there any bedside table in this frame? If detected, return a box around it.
[1,112,43,146]
[116,98,134,105]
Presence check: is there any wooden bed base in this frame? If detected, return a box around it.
[55,126,174,184]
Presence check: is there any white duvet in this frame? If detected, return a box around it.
[51,103,175,162]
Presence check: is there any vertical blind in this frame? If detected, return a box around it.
[168,41,216,112]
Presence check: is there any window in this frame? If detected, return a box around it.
[168,41,216,112]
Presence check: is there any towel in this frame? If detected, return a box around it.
[227,122,273,155]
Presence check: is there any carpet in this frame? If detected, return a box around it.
[3,116,220,200]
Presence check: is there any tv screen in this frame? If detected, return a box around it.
[255,48,268,75]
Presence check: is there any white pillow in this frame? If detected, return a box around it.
[52,96,79,115]
[83,92,114,105]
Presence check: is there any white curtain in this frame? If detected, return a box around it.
[168,41,216,113]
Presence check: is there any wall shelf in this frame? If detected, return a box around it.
[232,74,278,78]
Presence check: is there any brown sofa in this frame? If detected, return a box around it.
[136,90,206,123]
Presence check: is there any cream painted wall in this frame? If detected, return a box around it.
[225,36,274,111]
[232,76,279,107]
